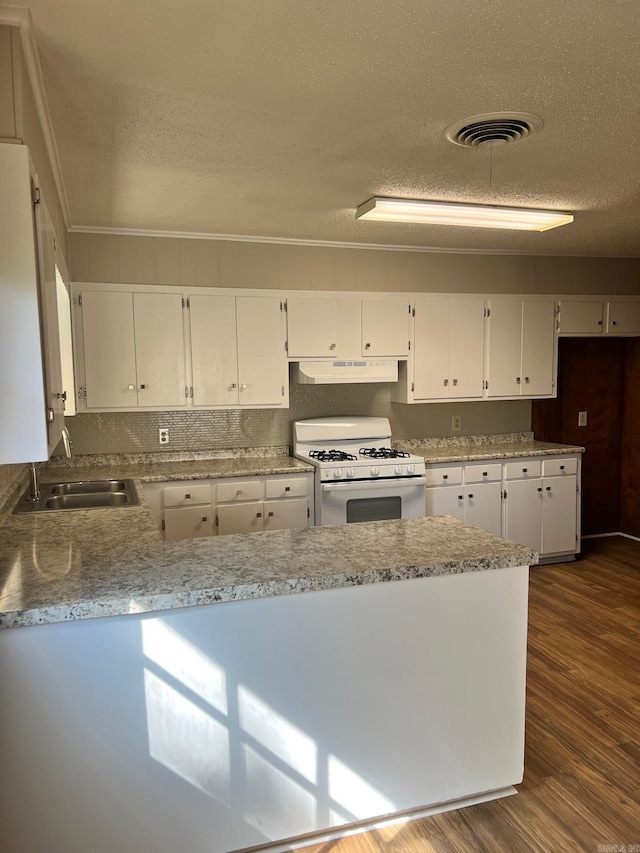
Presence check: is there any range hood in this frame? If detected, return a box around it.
[290,360,398,384]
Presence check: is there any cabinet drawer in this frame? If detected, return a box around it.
[464,463,502,483]
[504,459,542,480]
[265,477,307,499]
[425,466,463,486]
[217,480,263,502]
[542,457,578,477]
[163,483,211,507]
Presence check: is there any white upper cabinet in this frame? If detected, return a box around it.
[606,302,640,336]
[361,298,410,357]
[393,297,485,402]
[79,290,187,409]
[287,297,361,358]
[286,296,408,359]
[487,300,557,398]
[0,144,48,463]
[558,298,640,336]
[190,294,287,408]
[35,198,65,455]
[558,301,605,335]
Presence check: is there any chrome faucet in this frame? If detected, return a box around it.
[61,426,73,458]
[27,462,40,502]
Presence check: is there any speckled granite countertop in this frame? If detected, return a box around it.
[395,432,585,464]
[0,508,536,629]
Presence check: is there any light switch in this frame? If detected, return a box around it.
[578,411,588,427]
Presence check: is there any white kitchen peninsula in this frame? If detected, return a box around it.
[0,492,535,853]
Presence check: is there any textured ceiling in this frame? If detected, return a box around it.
[23,0,640,254]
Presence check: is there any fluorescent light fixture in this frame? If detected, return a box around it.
[355,197,574,232]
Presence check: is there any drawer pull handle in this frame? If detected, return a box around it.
[482,471,488,476]
[537,487,542,492]
[516,377,521,384]
[546,486,552,491]
[285,486,290,491]
[522,468,528,473]
[452,378,458,386]
[443,474,448,480]
[236,489,243,495]
[458,495,463,500]
[202,516,208,522]
[468,493,474,499]
[185,493,191,499]
[443,378,449,386]
[268,511,274,517]
[560,465,565,470]
[524,377,530,383]
[256,512,262,518]
[365,342,371,349]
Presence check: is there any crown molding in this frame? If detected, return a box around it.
[0,5,71,229]
[68,225,638,259]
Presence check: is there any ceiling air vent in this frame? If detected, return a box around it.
[445,112,544,148]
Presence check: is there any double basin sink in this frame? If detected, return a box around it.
[14,479,140,514]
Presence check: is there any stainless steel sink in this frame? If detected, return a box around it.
[13,479,140,514]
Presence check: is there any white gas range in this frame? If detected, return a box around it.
[293,416,426,526]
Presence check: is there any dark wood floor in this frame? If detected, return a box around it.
[304,536,640,853]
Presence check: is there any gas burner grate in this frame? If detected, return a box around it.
[309,449,358,462]
[359,447,410,459]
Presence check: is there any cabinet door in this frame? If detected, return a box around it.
[263,498,308,530]
[464,481,502,536]
[426,485,465,521]
[606,302,640,336]
[35,199,64,453]
[190,294,238,406]
[164,506,213,541]
[217,502,265,535]
[487,301,523,398]
[82,291,138,408]
[541,476,577,554]
[413,299,451,399]
[449,300,485,399]
[521,301,556,396]
[236,297,285,406]
[362,299,409,357]
[287,298,360,358]
[559,301,604,335]
[133,293,187,407]
[504,479,542,551]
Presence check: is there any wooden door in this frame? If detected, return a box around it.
[532,338,624,535]
[236,296,285,406]
[82,291,138,409]
[487,300,523,397]
[133,293,186,407]
[189,294,238,406]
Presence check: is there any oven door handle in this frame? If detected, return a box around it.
[322,477,426,492]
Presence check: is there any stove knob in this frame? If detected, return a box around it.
[371,467,380,477]
[333,468,343,479]
[407,464,415,474]
[346,467,355,478]
[395,465,403,475]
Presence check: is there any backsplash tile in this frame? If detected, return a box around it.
[63,385,532,455]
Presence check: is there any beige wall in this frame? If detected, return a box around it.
[0,27,16,138]
[69,231,640,295]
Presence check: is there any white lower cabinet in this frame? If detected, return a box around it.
[504,457,579,558]
[144,472,313,541]
[426,463,502,536]
[426,455,580,561]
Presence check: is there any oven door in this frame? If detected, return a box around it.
[317,477,426,526]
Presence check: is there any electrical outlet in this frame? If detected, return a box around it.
[451,415,462,432]
[159,428,169,445]
[578,411,588,427]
